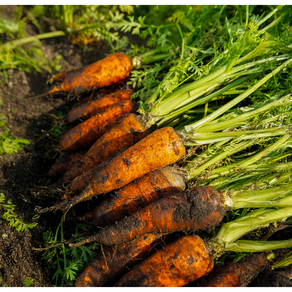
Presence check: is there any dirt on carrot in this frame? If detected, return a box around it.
[74,233,164,287]
[116,234,214,287]
[63,113,147,182]
[59,100,138,151]
[66,89,133,123]
[49,52,133,94]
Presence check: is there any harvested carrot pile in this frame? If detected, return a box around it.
[32,5,292,288]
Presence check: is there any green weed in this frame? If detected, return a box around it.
[0,193,38,232]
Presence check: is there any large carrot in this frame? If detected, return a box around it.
[116,234,214,287]
[61,127,186,210]
[63,113,147,182]
[59,100,138,152]
[75,166,186,227]
[66,89,133,123]
[74,233,164,287]
[49,52,133,94]
[204,253,269,287]
[48,152,85,177]
[115,207,292,287]
[69,186,226,247]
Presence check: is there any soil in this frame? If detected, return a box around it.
[0,7,292,287]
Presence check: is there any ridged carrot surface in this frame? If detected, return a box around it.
[69,186,225,247]
[63,113,147,182]
[66,89,133,123]
[59,100,138,151]
[90,166,185,227]
[49,52,133,94]
[116,235,214,287]
[205,253,269,287]
[48,152,84,177]
[74,234,164,287]
[62,127,186,210]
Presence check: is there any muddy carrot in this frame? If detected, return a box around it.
[59,100,138,152]
[71,88,115,109]
[63,113,147,182]
[48,152,85,177]
[74,233,164,287]
[76,166,185,227]
[49,52,132,94]
[61,127,186,210]
[116,234,214,287]
[66,89,133,123]
[63,153,119,200]
[204,253,269,287]
[69,186,226,247]
[115,207,292,287]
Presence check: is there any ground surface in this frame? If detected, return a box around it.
[0,11,292,288]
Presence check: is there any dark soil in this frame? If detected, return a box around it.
[0,30,115,286]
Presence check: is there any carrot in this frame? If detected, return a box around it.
[49,52,132,94]
[59,100,138,152]
[71,88,115,109]
[69,186,226,247]
[74,233,164,287]
[204,253,269,287]
[116,234,214,287]
[66,89,133,124]
[48,152,85,177]
[61,127,186,210]
[51,68,82,82]
[76,166,185,227]
[63,113,147,182]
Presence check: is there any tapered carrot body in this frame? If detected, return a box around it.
[66,89,133,123]
[69,186,225,247]
[63,113,147,182]
[52,68,82,82]
[71,88,114,109]
[59,100,138,152]
[74,234,164,287]
[63,166,96,200]
[77,166,185,227]
[62,127,186,210]
[49,52,132,94]
[48,152,85,177]
[116,234,214,287]
[205,253,269,287]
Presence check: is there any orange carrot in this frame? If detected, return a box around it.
[63,113,147,182]
[49,52,132,94]
[66,89,133,123]
[61,127,186,210]
[69,186,226,247]
[74,234,164,287]
[59,100,138,152]
[116,234,214,287]
[75,166,185,227]
[204,253,269,287]
[48,152,85,177]
[71,88,115,109]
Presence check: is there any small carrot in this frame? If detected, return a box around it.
[61,127,186,210]
[204,253,269,287]
[59,100,138,152]
[48,152,85,177]
[63,113,147,182]
[69,186,226,247]
[74,233,164,287]
[49,52,132,94]
[66,89,133,124]
[71,88,114,109]
[116,234,214,287]
[75,166,185,227]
